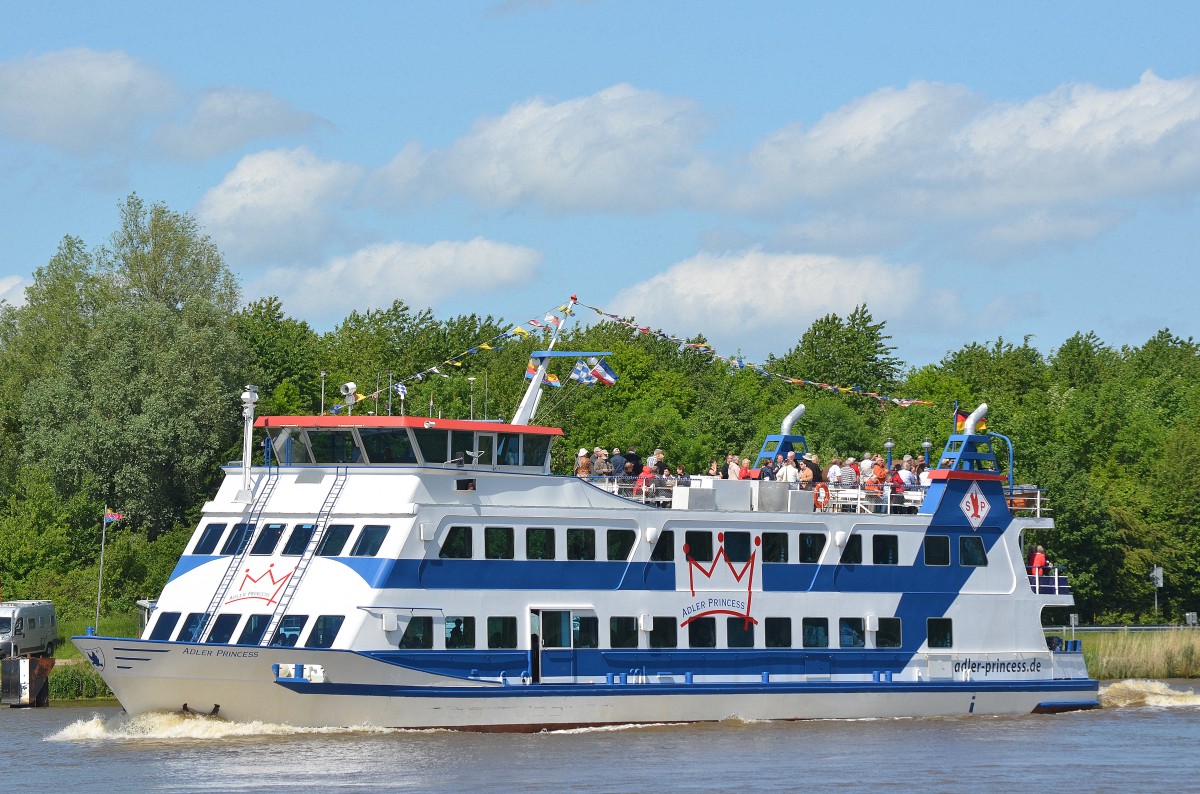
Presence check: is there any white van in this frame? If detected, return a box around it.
[0,601,57,658]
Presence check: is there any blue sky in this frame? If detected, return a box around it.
[2,2,1198,369]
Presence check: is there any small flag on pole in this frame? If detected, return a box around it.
[395,383,407,397]
[590,359,618,386]
[103,509,124,524]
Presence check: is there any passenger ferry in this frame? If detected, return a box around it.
[74,346,1098,729]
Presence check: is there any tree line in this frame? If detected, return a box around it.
[0,195,1195,626]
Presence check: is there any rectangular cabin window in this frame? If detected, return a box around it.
[177,612,210,642]
[237,614,271,645]
[928,618,954,648]
[316,524,353,556]
[307,429,361,464]
[542,610,571,648]
[840,534,863,565]
[684,531,713,562]
[724,531,752,563]
[399,616,433,649]
[485,526,514,559]
[522,435,551,467]
[765,617,792,648]
[270,615,309,648]
[455,479,477,491]
[649,617,678,649]
[446,616,475,649]
[573,615,599,649]
[840,618,866,648]
[497,433,521,466]
[567,528,596,560]
[350,525,389,557]
[219,523,255,556]
[148,612,181,641]
[205,614,240,644]
[799,532,826,563]
[872,535,899,565]
[250,523,287,556]
[727,617,755,648]
[193,523,226,555]
[607,529,636,561]
[650,530,675,562]
[440,526,473,559]
[487,617,518,649]
[924,535,950,566]
[281,523,316,556]
[526,527,555,560]
[306,615,345,648]
[450,430,477,466]
[610,617,638,648]
[802,618,829,648]
[762,532,788,563]
[357,428,418,464]
[877,617,902,649]
[412,427,449,463]
[960,536,989,567]
[688,617,717,648]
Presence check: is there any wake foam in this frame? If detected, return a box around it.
[1100,679,1200,709]
[48,711,399,742]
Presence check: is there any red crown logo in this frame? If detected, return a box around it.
[226,563,294,605]
[682,532,760,629]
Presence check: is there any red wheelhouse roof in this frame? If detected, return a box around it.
[253,415,563,436]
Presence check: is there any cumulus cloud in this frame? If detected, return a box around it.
[370,83,722,212]
[197,147,364,263]
[0,275,26,306]
[255,237,542,320]
[154,87,326,161]
[0,48,174,156]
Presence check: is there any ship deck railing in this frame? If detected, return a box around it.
[1028,566,1072,595]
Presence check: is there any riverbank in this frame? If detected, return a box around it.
[1067,628,1200,679]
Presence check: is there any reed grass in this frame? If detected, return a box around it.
[48,661,113,700]
[1072,629,1200,679]
[53,611,142,659]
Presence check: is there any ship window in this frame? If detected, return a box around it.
[606,529,636,561]
[872,535,899,565]
[237,614,271,645]
[649,617,677,649]
[412,428,449,463]
[176,612,210,642]
[485,526,514,559]
[205,614,241,644]
[840,534,862,565]
[446,616,475,649]
[724,531,752,563]
[765,617,792,648]
[928,618,953,648]
[307,429,360,464]
[684,531,713,562]
[541,610,571,648]
[219,523,255,556]
[193,523,226,555]
[573,615,599,649]
[526,527,555,560]
[688,617,716,648]
[357,428,418,464]
[878,617,902,649]
[305,615,345,648]
[282,524,316,556]
[924,535,950,566]
[799,533,826,563]
[350,525,389,556]
[487,616,517,649]
[650,530,675,562]
[727,617,755,648]
[802,618,829,648]
[610,617,638,648]
[440,526,473,559]
[455,479,477,491]
[250,523,287,556]
[762,532,788,563]
[960,536,988,566]
[399,616,433,649]
[450,430,477,466]
[497,433,521,466]
[840,618,866,648]
[316,524,353,556]
[148,611,181,641]
[270,615,309,647]
[522,435,551,467]
[567,528,596,560]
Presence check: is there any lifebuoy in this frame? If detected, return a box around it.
[813,482,830,509]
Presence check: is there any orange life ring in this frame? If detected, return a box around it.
[813,482,830,509]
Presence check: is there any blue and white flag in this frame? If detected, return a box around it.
[395,383,407,397]
[590,358,618,386]
[570,359,598,385]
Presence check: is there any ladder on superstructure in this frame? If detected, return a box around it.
[259,466,349,645]
[195,465,282,641]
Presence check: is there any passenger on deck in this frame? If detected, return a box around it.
[757,457,776,481]
[1028,545,1047,576]
[840,457,859,486]
[721,453,737,479]
[574,448,590,476]
[916,462,932,487]
[779,453,799,484]
[617,461,637,496]
[826,457,842,484]
[798,458,814,489]
[576,453,592,478]
[707,459,720,477]
[634,465,656,497]
[899,460,918,488]
[738,458,752,480]
[610,448,627,475]
[594,449,614,477]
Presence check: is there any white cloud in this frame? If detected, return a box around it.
[0,48,174,156]
[154,87,326,161]
[255,237,542,320]
[0,275,26,306]
[196,147,363,263]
